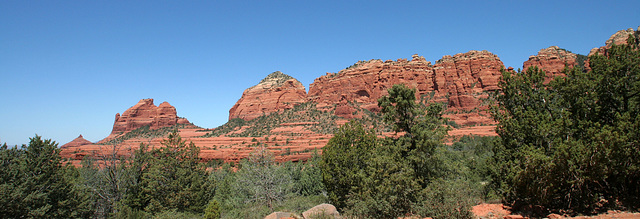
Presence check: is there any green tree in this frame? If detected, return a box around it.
[379,84,449,185]
[0,136,75,218]
[129,130,211,215]
[235,146,292,211]
[320,121,377,210]
[76,142,137,217]
[491,35,640,214]
[322,84,460,218]
[203,199,221,219]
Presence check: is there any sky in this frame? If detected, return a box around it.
[1,1,639,146]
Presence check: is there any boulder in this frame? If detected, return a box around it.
[264,211,297,219]
[302,203,340,219]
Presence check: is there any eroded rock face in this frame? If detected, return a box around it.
[229,71,307,121]
[433,50,503,110]
[60,134,92,149]
[523,46,579,82]
[308,51,504,116]
[589,27,640,56]
[111,99,190,134]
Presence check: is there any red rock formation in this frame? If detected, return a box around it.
[308,52,503,121]
[589,27,640,57]
[523,46,579,82]
[110,99,190,134]
[433,50,503,110]
[229,71,307,121]
[60,134,92,149]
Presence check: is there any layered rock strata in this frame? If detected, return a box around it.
[306,51,503,122]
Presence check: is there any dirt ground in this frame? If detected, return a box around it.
[471,203,640,219]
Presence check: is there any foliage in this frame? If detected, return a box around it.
[236,146,292,211]
[136,129,211,214]
[322,84,477,218]
[203,199,221,219]
[257,71,294,85]
[100,123,193,145]
[202,102,340,137]
[0,136,76,218]
[77,142,137,217]
[414,178,477,219]
[212,148,327,219]
[153,209,202,219]
[491,36,640,215]
[320,121,377,210]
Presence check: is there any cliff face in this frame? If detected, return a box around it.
[523,46,580,82]
[306,51,503,119]
[228,71,308,121]
[433,50,502,110]
[111,99,190,134]
[308,55,434,116]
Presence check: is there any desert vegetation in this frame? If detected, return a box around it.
[201,102,341,138]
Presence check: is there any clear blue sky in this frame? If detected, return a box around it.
[1,1,639,146]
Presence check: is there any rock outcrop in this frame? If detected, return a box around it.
[523,46,580,82]
[308,51,503,118]
[110,99,190,134]
[302,204,340,219]
[433,50,503,110]
[60,134,92,149]
[589,26,640,56]
[229,71,307,121]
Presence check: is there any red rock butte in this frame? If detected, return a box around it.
[109,99,190,134]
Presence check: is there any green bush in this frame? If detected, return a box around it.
[491,36,640,215]
[203,199,221,219]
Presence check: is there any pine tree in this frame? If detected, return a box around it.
[0,136,75,218]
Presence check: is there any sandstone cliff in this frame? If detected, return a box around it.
[229,71,307,121]
[523,46,581,82]
[307,51,503,123]
[110,98,190,134]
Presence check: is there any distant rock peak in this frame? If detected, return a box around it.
[110,98,190,134]
[61,134,92,149]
